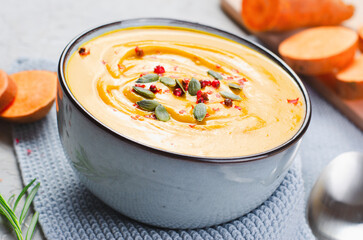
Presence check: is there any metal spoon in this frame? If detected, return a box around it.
[307,152,363,240]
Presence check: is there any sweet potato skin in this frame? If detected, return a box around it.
[359,27,363,53]
[0,71,57,123]
[278,27,358,75]
[242,0,355,32]
[335,55,363,100]
[0,70,17,113]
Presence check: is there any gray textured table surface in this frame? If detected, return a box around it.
[0,1,245,239]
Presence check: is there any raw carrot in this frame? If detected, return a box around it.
[0,70,57,123]
[242,0,355,32]
[278,26,358,75]
[359,26,363,53]
[335,55,363,99]
[0,70,17,113]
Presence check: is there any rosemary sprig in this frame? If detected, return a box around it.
[0,179,40,240]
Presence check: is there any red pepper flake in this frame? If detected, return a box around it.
[179,110,186,114]
[227,76,233,80]
[205,113,210,117]
[113,109,117,112]
[15,138,19,144]
[101,60,106,65]
[224,99,233,107]
[287,98,299,105]
[215,93,221,98]
[232,69,240,73]
[163,89,170,93]
[201,92,209,102]
[197,97,204,103]
[174,66,179,71]
[106,89,111,94]
[213,108,220,111]
[144,114,157,119]
[135,84,145,88]
[149,85,158,93]
[27,149,32,156]
[200,80,207,89]
[154,65,165,74]
[191,105,195,109]
[189,124,196,128]
[234,105,242,111]
[182,79,190,90]
[78,47,90,56]
[133,103,140,109]
[196,91,209,103]
[211,80,220,88]
[131,115,141,120]
[118,64,125,70]
[135,46,144,57]
[207,90,213,95]
[216,64,221,69]
[173,88,183,97]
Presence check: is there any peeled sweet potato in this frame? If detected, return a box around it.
[0,70,57,123]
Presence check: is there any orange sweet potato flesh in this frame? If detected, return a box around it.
[0,71,57,123]
[242,0,355,32]
[335,55,363,99]
[0,70,17,113]
[278,26,358,75]
[359,27,363,53]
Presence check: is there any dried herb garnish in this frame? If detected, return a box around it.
[188,77,201,96]
[136,74,159,83]
[207,70,223,80]
[0,178,40,240]
[132,86,155,99]
[193,103,207,122]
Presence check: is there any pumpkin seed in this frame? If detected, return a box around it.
[228,83,242,90]
[136,100,160,111]
[207,70,222,80]
[136,73,159,83]
[132,86,155,99]
[155,104,170,122]
[160,77,176,87]
[219,91,242,101]
[188,77,201,96]
[175,79,186,94]
[193,103,207,122]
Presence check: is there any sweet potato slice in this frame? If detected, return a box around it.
[278,26,358,75]
[335,55,363,99]
[0,70,17,113]
[242,0,355,32]
[0,71,57,123]
[359,27,363,53]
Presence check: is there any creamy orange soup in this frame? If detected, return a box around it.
[66,27,305,157]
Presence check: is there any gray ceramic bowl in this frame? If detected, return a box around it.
[57,18,311,229]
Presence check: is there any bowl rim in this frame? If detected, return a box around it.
[58,18,311,164]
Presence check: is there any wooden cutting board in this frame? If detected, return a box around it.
[221,0,363,131]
